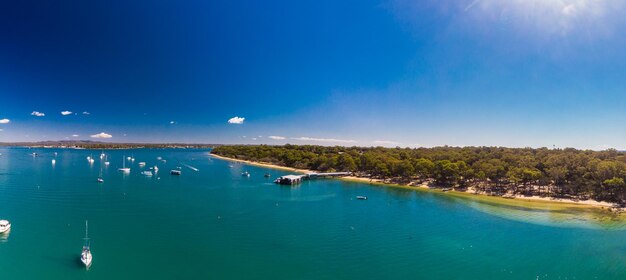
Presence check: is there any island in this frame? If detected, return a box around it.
[211,144,626,210]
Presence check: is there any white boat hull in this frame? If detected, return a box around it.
[0,220,10,234]
[0,225,10,234]
[81,250,92,267]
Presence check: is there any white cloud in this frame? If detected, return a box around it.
[82,111,90,115]
[31,111,45,117]
[90,132,112,139]
[291,137,356,144]
[0,119,9,124]
[268,135,286,140]
[251,138,257,140]
[228,116,245,124]
[72,134,80,137]
[0,129,3,131]
[61,111,72,115]
[373,140,401,145]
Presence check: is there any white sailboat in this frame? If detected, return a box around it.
[118,155,130,173]
[80,220,92,268]
[97,164,104,183]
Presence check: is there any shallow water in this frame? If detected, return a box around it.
[1,147,625,279]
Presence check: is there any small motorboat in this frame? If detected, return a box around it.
[264,173,271,178]
[0,220,11,234]
[356,196,368,200]
[138,162,146,167]
[97,177,104,183]
[242,171,250,177]
[141,171,153,176]
[170,169,182,175]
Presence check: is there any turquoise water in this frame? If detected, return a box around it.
[1,147,626,279]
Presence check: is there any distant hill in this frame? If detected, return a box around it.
[0,141,218,149]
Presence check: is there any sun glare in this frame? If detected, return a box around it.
[465,0,620,36]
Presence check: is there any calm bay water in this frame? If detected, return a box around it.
[1,147,626,279]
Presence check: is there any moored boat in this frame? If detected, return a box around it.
[170,169,182,175]
[0,220,10,234]
[97,162,104,183]
[80,220,92,268]
[118,155,131,173]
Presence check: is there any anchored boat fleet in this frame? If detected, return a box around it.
[0,151,365,271]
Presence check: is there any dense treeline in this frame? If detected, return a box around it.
[212,145,626,204]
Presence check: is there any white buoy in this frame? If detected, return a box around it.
[52,159,56,165]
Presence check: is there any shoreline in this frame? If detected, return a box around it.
[210,153,621,212]
[210,154,316,173]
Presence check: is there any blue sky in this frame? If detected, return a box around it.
[0,0,625,149]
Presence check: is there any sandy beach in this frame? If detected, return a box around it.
[210,154,315,173]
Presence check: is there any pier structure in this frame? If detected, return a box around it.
[274,172,352,185]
